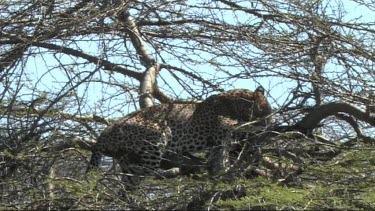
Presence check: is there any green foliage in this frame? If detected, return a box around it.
[213,177,305,210]
[359,189,375,208]
[205,144,375,210]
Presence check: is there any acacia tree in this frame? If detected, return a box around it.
[1,0,375,209]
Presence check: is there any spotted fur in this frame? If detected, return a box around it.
[89,87,271,188]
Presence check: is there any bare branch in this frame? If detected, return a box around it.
[34,42,142,80]
[118,11,156,67]
[297,102,375,131]
[140,65,160,108]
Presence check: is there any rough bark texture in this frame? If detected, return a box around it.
[297,102,375,131]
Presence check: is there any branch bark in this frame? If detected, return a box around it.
[34,42,142,80]
[119,12,156,67]
[117,9,159,108]
[140,65,160,108]
[296,102,375,132]
[0,44,27,73]
[45,136,96,152]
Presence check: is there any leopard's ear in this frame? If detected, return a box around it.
[255,86,265,95]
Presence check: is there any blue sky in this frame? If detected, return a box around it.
[15,0,375,119]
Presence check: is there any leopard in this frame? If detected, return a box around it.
[89,86,272,189]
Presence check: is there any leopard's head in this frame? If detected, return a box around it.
[205,86,271,124]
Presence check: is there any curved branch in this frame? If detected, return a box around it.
[33,42,142,80]
[153,85,174,103]
[334,113,364,138]
[296,102,375,131]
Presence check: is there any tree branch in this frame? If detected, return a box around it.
[44,136,96,152]
[117,9,160,108]
[0,44,27,73]
[118,11,156,67]
[33,42,142,80]
[296,102,375,132]
[139,65,160,108]
[5,105,110,126]
[160,63,224,92]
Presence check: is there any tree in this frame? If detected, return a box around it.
[1,0,375,209]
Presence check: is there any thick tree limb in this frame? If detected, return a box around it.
[45,136,96,152]
[117,9,160,108]
[296,102,375,131]
[140,65,160,108]
[153,85,174,103]
[119,12,156,67]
